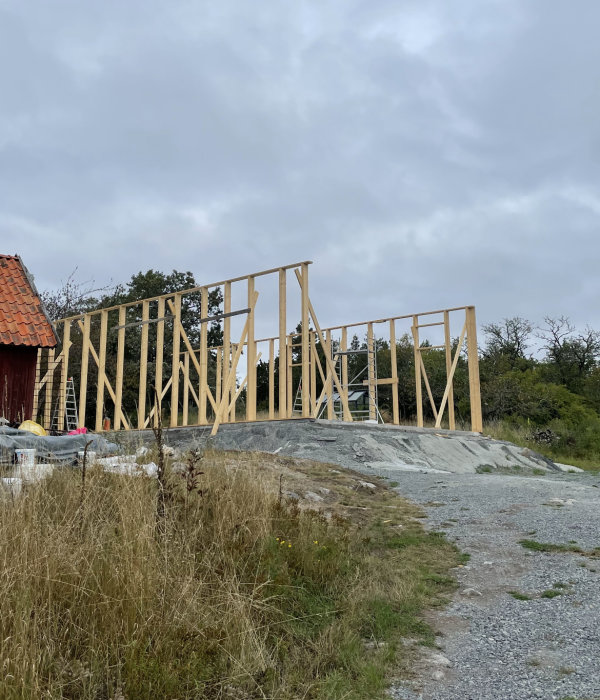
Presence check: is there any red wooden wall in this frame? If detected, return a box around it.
[0,346,37,424]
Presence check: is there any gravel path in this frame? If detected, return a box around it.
[387,470,600,700]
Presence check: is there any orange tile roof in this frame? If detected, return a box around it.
[0,254,57,347]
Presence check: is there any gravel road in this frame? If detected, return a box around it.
[387,470,600,700]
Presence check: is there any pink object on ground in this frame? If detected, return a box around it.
[68,427,88,435]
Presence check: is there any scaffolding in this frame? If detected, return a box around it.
[316,342,383,423]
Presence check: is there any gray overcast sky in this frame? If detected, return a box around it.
[1,0,599,336]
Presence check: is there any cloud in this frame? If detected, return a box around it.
[0,0,598,335]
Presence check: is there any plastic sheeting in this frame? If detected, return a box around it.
[0,427,120,465]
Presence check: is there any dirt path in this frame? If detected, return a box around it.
[388,471,600,700]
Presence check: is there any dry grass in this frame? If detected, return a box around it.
[0,449,460,699]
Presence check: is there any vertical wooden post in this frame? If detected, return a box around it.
[310,332,317,414]
[465,306,483,432]
[170,294,182,427]
[199,287,209,424]
[57,320,71,432]
[223,282,231,424]
[138,301,150,429]
[268,339,275,419]
[78,314,91,428]
[412,315,423,427]
[155,298,165,427]
[300,263,310,417]
[292,282,353,423]
[182,351,190,426]
[230,343,237,423]
[114,307,126,430]
[278,268,287,419]
[32,349,41,421]
[210,297,257,436]
[216,348,222,405]
[367,322,376,421]
[44,348,55,430]
[341,327,348,421]
[95,310,108,431]
[246,277,257,421]
[444,311,456,431]
[287,334,293,418]
[389,320,399,425]
[325,330,334,420]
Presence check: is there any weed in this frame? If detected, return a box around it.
[541,589,563,599]
[151,388,169,528]
[557,666,576,676]
[518,539,584,554]
[508,591,532,601]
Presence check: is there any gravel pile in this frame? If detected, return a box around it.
[386,470,600,700]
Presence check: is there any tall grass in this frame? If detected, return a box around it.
[0,452,459,699]
[484,419,600,471]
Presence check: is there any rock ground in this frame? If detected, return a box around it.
[109,418,558,475]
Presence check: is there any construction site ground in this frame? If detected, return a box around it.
[4,418,598,698]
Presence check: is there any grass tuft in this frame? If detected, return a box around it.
[519,539,584,554]
[540,589,563,599]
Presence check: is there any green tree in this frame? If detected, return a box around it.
[481,317,534,375]
[537,316,600,393]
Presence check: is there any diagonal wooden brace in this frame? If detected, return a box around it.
[294,269,352,421]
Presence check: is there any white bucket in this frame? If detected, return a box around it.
[1,477,22,497]
[78,450,97,466]
[15,449,35,468]
[15,449,39,482]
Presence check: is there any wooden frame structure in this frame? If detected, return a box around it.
[32,261,483,434]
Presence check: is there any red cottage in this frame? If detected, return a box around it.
[0,254,57,424]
